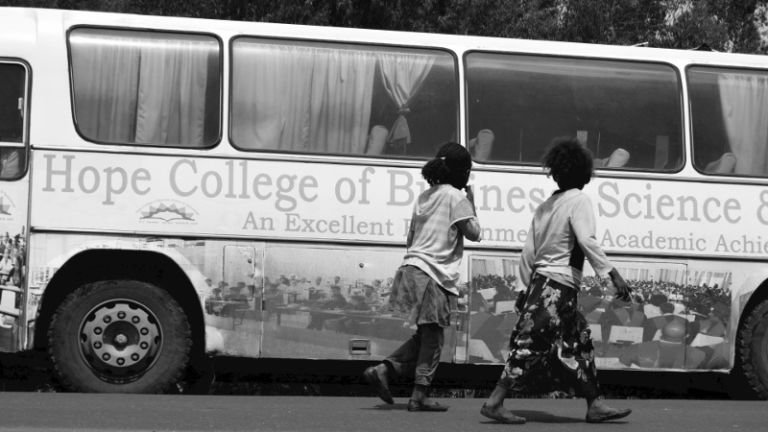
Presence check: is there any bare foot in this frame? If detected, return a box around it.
[363,364,393,404]
[586,399,632,423]
[480,403,526,424]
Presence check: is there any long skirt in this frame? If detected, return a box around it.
[497,274,601,399]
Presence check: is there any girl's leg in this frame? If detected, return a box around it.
[366,265,419,404]
[569,343,631,422]
[410,323,443,403]
[384,332,421,378]
[479,343,529,424]
[484,384,508,407]
[364,331,421,404]
[405,324,449,411]
[480,277,553,424]
[559,294,632,422]
[480,387,526,424]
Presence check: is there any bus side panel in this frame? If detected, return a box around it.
[25,233,466,362]
[26,233,265,357]
[259,243,461,362]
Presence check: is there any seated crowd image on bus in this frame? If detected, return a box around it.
[466,257,731,373]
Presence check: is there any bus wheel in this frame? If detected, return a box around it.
[736,297,768,399]
[48,280,191,393]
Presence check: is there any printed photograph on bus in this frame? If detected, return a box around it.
[466,256,732,371]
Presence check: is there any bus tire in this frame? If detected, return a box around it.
[736,297,768,399]
[48,280,192,393]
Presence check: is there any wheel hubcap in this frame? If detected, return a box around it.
[79,300,162,383]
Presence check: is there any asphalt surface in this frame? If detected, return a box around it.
[0,392,766,432]
[1,352,764,431]
[0,352,742,399]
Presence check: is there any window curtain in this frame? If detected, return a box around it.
[232,43,376,154]
[309,49,375,153]
[72,33,213,147]
[231,44,313,151]
[72,35,140,143]
[135,39,210,146]
[718,73,768,175]
[376,53,435,149]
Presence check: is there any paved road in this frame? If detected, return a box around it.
[0,392,765,432]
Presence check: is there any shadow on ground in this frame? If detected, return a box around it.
[0,351,742,399]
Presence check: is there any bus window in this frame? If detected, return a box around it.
[689,66,768,177]
[69,28,221,148]
[231,38,458,158]
[465,53,683,171]
[0,62,26,179]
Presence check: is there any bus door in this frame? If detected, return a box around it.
[0,60,30,352]
[219,244,262,356]
[463,255,519,364]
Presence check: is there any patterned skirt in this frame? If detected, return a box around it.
[388,265,452,328]
[498,274,600,399]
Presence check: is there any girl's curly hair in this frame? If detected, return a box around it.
[543,137,593,190]
[422,142,472,189]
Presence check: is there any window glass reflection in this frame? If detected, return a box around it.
[466,53,682,171]
[231,39,458,158]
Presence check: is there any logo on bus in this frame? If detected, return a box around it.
[0,191,15,220]
[137,199,198,224]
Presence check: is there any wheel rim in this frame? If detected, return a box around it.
[79,299,162,383]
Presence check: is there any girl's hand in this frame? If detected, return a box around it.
[464,184,474,204]
[609,268,633,303]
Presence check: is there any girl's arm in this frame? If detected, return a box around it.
[456,185,481,241]
[456,217,481,241]
[406,220,415,248]
[572,197,633,301]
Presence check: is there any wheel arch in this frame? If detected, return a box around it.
[34,249,206,364]
[731,269,768,355]
[734,273,768,360]
[730,275,768,399]
[735,279,768,336]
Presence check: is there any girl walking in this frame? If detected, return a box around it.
[364,142,481,412]
[480,137,633,424]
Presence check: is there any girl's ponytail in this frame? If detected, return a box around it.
[421,142,472,189]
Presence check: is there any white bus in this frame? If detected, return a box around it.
[1,7,767,396]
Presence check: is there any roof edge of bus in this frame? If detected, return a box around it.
[2,5,767,65]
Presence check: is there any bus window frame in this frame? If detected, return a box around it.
[65,25,224,150]
[227,34,461,162]
[0,58,31,181]
[463,49,686,175]
[686,63,768,181]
